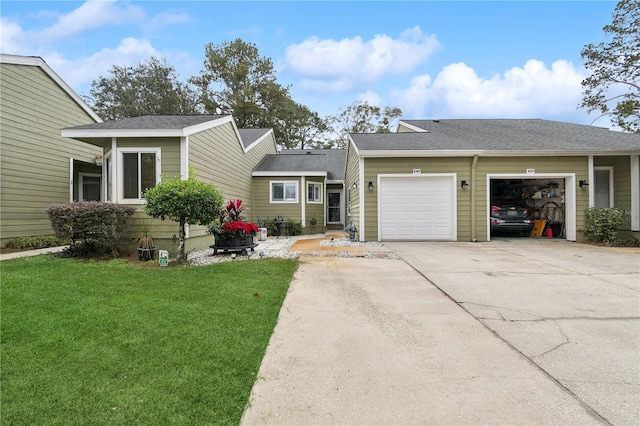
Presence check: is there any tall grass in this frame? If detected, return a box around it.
[1,256,297,425]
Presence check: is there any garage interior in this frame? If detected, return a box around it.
[490,178,566,239]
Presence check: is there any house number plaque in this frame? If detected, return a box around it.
[413,169,422,174]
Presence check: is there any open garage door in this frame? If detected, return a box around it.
[489,176,576,241]
[379,175,456,241]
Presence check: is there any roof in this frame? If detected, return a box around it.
[63,114,228,134]
[238,128,273,149]
[350,119,640,156]
[0,54,101,123]
[253,149,346,181]
[280,149,347,181]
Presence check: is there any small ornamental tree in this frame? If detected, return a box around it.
[143,172,224,262]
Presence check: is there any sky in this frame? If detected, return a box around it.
[0,1,619,127]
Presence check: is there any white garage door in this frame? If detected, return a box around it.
[379,175,456,241]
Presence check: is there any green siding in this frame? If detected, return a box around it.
[252,177,303,223]
[362,156,589,242]
[189,123,277,232]
[345,143,361,231]
[396,123,416,133]
[1,62,101,246]
[252,175,327,232]
[595,155,633,230]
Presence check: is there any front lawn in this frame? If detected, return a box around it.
[1,256,297,425]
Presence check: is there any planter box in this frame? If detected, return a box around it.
[138,247,156,261]
[211,235,257,255]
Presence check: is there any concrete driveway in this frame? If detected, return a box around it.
[241,241,639,425]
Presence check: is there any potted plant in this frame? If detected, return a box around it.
[208,199,259,255]
[137,223,156,261]
[309,216,318,232]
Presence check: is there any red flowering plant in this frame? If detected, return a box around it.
[208,199,259,241]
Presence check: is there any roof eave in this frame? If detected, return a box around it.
[61,128,187,138]
[252,171,328,177]
[357,149,640,157]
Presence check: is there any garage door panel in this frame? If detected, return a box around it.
[379,176,455,241]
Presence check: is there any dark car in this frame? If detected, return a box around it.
[490,205,535,236]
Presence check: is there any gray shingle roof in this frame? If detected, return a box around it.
[254,153,326,173]
[252,149,347,181]
[279,149,346,181]
[65,115,227,130]
[351,119,639,153]
[238,128,272,149]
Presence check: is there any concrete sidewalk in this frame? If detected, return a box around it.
[0,245,67,261]
[241,256,606,425]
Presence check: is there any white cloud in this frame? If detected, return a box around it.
[37,1,145,42]
[393,59,588,121]
[357,90,383,108]
[47,38,159,93]
[142,11,191,32]
[1,1,145,55]
[284,26,441,93]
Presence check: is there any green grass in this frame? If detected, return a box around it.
[1,256,297,425]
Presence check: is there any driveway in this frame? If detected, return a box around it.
[241,240,639,425]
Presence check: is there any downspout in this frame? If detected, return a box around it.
[470,155,479,242]
[301,176,306,228]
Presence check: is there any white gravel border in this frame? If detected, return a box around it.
[188,235,399,266]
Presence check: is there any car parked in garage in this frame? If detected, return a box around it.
[490,205,535,237]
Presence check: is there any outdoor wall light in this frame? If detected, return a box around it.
[352,182,357,189]
[368,181,374,191]
[94,156,103,166]
[579,180,589,189]
[461,180,469,189]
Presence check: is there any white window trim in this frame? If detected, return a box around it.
[116,147,161,204]
[104,151,112,202]
[78,172,102,201]
[270,180,298,203]
[307,182,323,204]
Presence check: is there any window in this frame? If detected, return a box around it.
[118,148,160,202]
[308,182,322,203]
[594,167,614,208]
[271,181,298,203]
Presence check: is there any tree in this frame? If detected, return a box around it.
[580,0,640,132]
[86,56,201,121]
[275,100,329,149]
[190,38,325,147]
[190,39,289,126]
[143,171,224,262]
[326,101,403,148]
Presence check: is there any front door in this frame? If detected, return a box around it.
[79,173,102,201]
[327,190,343,224]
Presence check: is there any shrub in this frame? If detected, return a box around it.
[257,218,279,236]
[45,201,136,256]
[5,236,68,250]
[285,220,302,236]
[584,207,629,245]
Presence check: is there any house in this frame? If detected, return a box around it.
[252,149,347,232]
[5,54,638,250]
[61,115,279,252]
[346,119,640,242]
[0,54,103,247]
